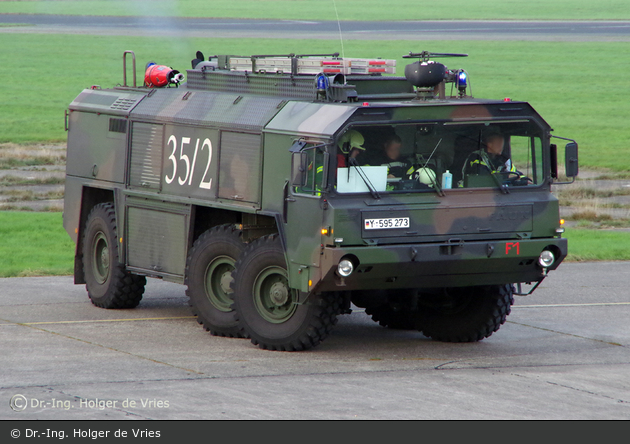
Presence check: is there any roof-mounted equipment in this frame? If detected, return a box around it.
[403,51,470,98]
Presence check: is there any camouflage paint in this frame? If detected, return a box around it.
[64,58,571,295]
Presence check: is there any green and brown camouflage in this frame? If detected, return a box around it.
[63,51,577,348]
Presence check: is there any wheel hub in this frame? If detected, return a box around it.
[100,246,110,267]
[253,266,297,323]
[269,282,289,306]
[204,257,235,313]
[92,232,110,284]
[220,270,234,294]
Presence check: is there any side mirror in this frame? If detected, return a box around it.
[565,142,578,178]
[289,143,329,194]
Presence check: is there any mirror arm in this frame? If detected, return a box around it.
[550,135,578,185]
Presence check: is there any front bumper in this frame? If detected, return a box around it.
[312,237,567,292]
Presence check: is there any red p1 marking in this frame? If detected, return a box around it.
[506,242,520,255]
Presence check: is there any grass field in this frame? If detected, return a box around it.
[563,228,630,262]
[1,33,629,171]
[0,211,626,278]
[1,0,630,21]
[0,3,628,275]
[0,212,74,277]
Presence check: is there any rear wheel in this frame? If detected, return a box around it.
[82,202,146,309]
[364,289,419,330]
[366,304,417,330]
[416,284,514,342]
[231,234,340,351]
[185,224,246,337]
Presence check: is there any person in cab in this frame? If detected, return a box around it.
[460,131,528,187]
[369,134,415,179]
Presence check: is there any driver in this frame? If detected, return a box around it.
[462,132,521,178]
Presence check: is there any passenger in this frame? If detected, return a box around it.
[369,135,415,179]
[337,130,366,168]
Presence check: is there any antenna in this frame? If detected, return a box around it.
[421,138,442,170]
[332,0,345,58]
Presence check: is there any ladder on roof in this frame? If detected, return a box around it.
[228,55,396,75]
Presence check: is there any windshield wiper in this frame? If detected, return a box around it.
[477,150,510,194]
[419,138,445,196]
[348,157,380,199]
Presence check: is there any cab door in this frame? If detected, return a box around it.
[283,142,329,291]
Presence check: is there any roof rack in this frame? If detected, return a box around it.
[225,54,396,76]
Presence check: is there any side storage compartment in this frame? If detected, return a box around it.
[66,111,128,183]
[124,196,192,283]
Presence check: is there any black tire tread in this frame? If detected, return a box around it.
[419,284,514,343]
[184,224,247,338]
[365,304,417,330]
[83,203,146,309]
[231,234,340,351]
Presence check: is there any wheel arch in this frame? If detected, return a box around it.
[73,186,115,284]
[189,206,281,251]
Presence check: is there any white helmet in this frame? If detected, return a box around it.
[413,167,436,186]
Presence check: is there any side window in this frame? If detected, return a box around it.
[510,135,542,185]
[453,124,544,189]
[291,144,328,195]
[532,137,543,184]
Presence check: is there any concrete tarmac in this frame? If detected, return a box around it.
[1,261,629,420]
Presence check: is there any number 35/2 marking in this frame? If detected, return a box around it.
[164,135,213,189]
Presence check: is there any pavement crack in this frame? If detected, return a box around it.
[544,380,630,405]
[507,320,625,347]
[5,319,205,376]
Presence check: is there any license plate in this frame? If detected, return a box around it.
[364,217,410,230]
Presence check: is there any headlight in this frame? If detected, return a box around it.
[337,259,354,277]
[538,250,555,268]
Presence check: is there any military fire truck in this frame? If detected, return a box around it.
[63,50,578,351]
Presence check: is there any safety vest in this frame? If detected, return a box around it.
[459,150,523,187]
[468,156,517,174]
[294,164,324,195]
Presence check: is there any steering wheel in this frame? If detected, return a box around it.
[496,171,532,186]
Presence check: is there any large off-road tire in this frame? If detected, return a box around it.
[82,202,146,309]
[416,284,514,342]
[185,224,246,337]
[231,234,341,351]
[366,304,417,330]
[364,289,418,330]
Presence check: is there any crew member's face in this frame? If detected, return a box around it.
[385,141,402,160]
[486,135,504,156]
[350,148,361,158]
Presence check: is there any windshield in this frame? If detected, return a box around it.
[334,120,545,193]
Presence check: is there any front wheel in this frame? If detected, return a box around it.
[416,284,514,342]
[82,202,146,308]
[231,234,340,351]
